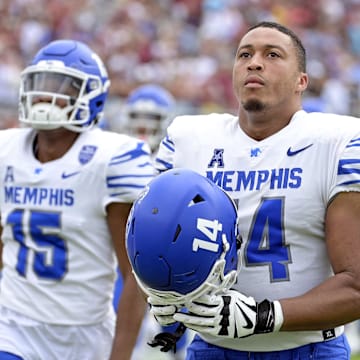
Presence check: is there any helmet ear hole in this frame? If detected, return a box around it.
[126,168,239,302]
[96,100,104,108]
[191,194,205,204]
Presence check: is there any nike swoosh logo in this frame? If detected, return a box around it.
[238,302,255,329]
[287,144,313,156]
[62,171,80,179]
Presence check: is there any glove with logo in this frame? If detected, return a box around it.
[148,296,178,326]
[173,290,283,338]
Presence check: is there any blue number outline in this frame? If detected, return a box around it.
[244,197,292,282]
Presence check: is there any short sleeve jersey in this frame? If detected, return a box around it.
[155,110,360,351]
[0,127,154,325]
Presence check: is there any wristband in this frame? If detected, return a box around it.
[254,299,283,333]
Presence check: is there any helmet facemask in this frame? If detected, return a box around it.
[19,64,105,132]
[135,231,241,306]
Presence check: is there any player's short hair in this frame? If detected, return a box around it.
[246,21,306,73]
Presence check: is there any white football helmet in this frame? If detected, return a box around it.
[19,39,110,132]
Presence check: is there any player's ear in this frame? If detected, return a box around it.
[296,72,308,94]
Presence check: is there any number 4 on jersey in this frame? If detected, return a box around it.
[245,197,292,282]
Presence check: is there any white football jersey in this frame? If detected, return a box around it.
[0,127,154,325]
[155,110,360,351]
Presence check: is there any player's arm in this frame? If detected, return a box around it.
[107,202,147,360]
[280,191,360,331]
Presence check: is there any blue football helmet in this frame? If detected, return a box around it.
[121,84,175,151]
[126,168,240,305]
[19,39,110,132]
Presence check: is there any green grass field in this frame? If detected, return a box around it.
[352,355,360,360]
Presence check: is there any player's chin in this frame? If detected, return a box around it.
[242,98,266,112]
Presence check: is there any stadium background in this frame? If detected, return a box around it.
[0,0,360,358]
[2,0,360,128]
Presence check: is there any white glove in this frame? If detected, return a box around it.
[173,290,283,338]
[148,296,178,326]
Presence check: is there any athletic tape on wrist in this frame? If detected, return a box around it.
[273,300,284,332]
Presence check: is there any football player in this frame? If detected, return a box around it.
[0,40,154,360]
[151,21,360,359]
[107,84,175,154]
[111,85,189,360]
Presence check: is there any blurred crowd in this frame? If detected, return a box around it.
[2,0,360,128]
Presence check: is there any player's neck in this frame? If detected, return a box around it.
[34,129,80,163]
[238,106,299,141]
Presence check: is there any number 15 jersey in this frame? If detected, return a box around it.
[0,127,154,325]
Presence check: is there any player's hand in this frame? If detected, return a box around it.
[173,290,283,338]
[148,296,178,326]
